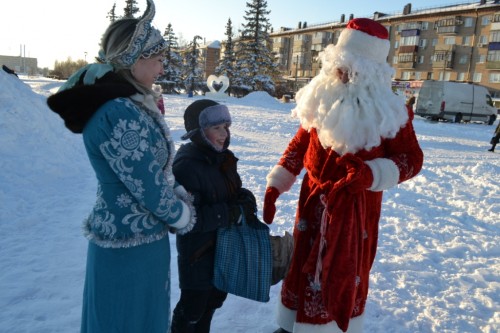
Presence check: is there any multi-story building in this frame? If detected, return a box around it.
[0,55,38,75]
[198,40,221,80]
[269,0,500,94]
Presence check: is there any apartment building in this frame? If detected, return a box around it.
[269,0,500,94]
[198,40,221,80]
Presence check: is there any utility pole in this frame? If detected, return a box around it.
[294,54,298,92]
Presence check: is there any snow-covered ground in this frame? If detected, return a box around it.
[0,70,498,332]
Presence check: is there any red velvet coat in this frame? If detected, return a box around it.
[275,110,423,331]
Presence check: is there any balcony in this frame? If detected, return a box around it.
[397,62,416,69]
[437,25,459,34]
[485,61,500,69]
[399,45,419,53]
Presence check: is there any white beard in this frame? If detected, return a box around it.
[292,46,409,155]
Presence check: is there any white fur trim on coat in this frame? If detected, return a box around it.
[168,201,191,230]
[293,315,364,333]
[266,165,296,194]
[276,300,296,332]
[365,158,400,192]
[276,299,365,333]
[336,28,390,64]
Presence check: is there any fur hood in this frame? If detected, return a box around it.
[47,72,137,133]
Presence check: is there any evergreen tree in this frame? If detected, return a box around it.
[159,24,184,93]
[106,3,118,22]
[123,0,140,18]
[235,0,279,94]
[182,36,204,94]
[215,18,237,95]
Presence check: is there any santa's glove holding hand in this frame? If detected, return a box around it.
[263,186,280,224]
[336,153,374,194]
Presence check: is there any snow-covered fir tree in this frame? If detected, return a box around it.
[215,18,237,95]
[182,36,205,94]
[235,0,280,94]
[123,0,140,18]
[159,24,183,93]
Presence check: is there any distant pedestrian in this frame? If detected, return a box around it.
[406,94,416,112]
[488,122,500,152]
[2,65,18,77]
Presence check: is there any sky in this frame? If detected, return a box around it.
[0,0,478,69]
[1,70,499,332]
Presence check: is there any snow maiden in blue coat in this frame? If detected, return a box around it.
[47,1,196,332]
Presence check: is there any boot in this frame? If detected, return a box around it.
[273,329,291,333]
[171,309,196,333]
[194,309,216,333]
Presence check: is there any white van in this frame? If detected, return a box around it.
[415,81,498,125]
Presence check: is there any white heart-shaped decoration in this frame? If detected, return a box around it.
[207,75,230,93]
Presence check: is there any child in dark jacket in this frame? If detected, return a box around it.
[171,99,257,333]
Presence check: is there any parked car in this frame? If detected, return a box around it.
[415,81,497,125]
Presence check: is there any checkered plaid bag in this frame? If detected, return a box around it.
[213,212,272,302]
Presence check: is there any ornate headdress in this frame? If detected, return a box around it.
[106,0,167,68]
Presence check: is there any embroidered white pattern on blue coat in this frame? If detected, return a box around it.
[82,97,185,248]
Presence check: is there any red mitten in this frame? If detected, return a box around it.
[336,153,374,193]
[263,187,280,224]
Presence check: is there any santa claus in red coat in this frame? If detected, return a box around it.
[263,18,424,333]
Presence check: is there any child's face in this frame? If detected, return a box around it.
[204,123,229,150]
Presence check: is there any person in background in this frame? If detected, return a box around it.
[406,93,416,112]
[46,0,195,332]
[263,18,423,333]
[153,83,165,114]
[488,121,500,152]
[171,99,258,333]
[2,64,18,77]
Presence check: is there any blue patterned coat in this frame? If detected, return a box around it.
[48,74,195,332]
[82,94,192,247]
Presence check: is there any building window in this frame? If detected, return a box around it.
[432,38,438,46]
[401,35,419,46]
[415,72,422,80]
[422,21,429,30]
[481,15,490,26]
[457,72,466,81]
[444,37,456,45]
[394,40,399,49]
[402,71,412,80]
[437,17,457,27]
[399,53,415,63]
[479,35,488,45]
[418,55,425,64]
[489,72,500,83]
[439,72,451,81]
[487,50,500,62]
[473,72,482,82]
[490,31,500,43]
[463,36,471,46]
[419,39,427,48]
[430,72,435,80]
[459,55,468,64]
[393,56,398,64]
[477,54,486,63]
[464,17,474,27]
